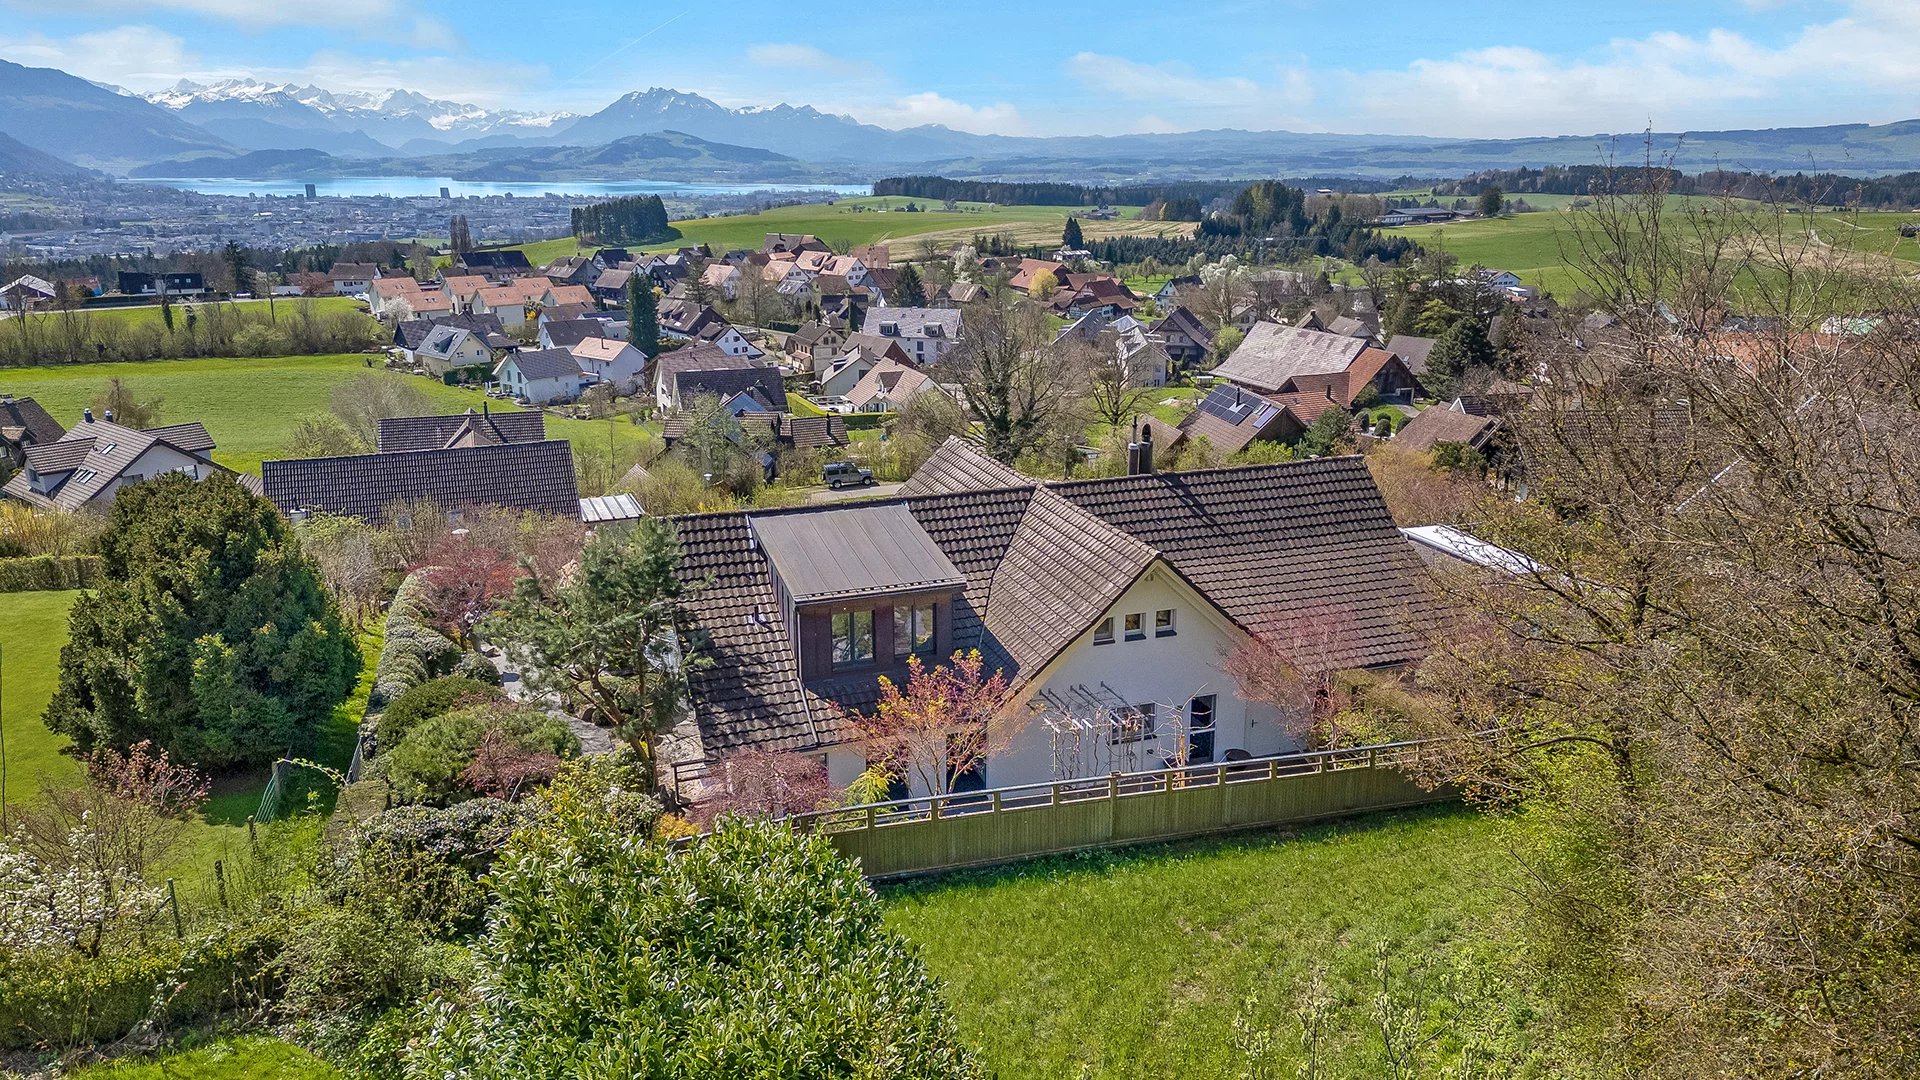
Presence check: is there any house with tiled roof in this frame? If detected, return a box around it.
[762,232,829,255]
[845,359,941,413]
[0,395,64,471]
[376,407,544,453]
[655,344,786,413]
[495,347,589,404]
[327,262,381,296]
[567,337,647,392]
[867,307,962,364]
[1394,401,1498,455]
[454,249,534,279]
[414,324,494,376]
[262,439,578,525]
[664,440,1440,795]
[3,410,231,512]
[1212,322,1421,407]
[395,313,510,361]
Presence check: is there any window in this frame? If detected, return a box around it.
[1187,695,1217,764]
[894,604,936,659]
[1155,608,1177,637]
[832,610,875,667]
[1111,703,1156,743]
[1124,613,1145,641]
[72,468,97,483]
[1092,616,1115,646]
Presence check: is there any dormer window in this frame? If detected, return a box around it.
[832,610,875,667]
[894,604,935,658]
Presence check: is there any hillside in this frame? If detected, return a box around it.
[0,129,85,176]
[0,59,232,171]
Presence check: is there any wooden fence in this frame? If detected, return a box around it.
[786,738,1457,879]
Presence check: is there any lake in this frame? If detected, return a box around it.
[124,176,871,199]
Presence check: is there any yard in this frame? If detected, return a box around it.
[884,805,1523,1078]
[70,1036,339,1079]
[0,588,382,882]
[0,353,655,477]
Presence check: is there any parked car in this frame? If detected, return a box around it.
[809,395,855,415]
[823,461,875,489]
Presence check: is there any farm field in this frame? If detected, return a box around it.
[511,196,1153,262]
[1,295,365,330]
[884,805,1521,1079]
[0,353,655,476]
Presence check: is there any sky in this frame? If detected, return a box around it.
[3,1,1919,139]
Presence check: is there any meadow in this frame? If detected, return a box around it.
[512,196,1156,262]
[70,1036,339,1079]
[0,353,654,476]
[884,804,1518,1079]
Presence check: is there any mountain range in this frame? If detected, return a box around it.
[8,58,1920,183]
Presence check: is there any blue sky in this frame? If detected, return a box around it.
[3,1,1918,138]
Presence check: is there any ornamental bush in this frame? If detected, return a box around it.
[375,676,503,753]
[380,706,576,807]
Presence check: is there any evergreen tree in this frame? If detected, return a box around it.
[895,263,927,306]
[1422,317,1497,400]
[44,473,360,769]
[1062,217,1085,250]
[628,273,659,359]
[222,241,251,295]
[1477,185,1506,218]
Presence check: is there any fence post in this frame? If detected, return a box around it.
[166,878,183,940]
[864,804,875,831]
[246,814,256,849]
[991,790,1003,814]
[1108,773,1120,800]
[214,859,227,909]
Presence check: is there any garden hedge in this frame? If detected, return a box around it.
[0,554,102,592]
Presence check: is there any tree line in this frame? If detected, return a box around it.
[571,194,678,246]
[1431,164,1920,209]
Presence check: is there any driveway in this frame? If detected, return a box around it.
[809,482,904,504]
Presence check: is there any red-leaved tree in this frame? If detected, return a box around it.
[1223,602,1366,745]
[414,523,521,645]
[696,748,837,825]
[461,725,563,800]
[858,650,1013,796]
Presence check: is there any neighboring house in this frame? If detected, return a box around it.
[1151,307,1214,367]
[1154,275,1201,304]
[590,248,633,270]
[1393,402,1499,455]
[1383,334,1439,380]
[762,233,829,255]
[115,272,205,297]
[1177,384,1321,454]
[816,347,881,399]
[455,249,535,279]
[394,313,508,361]
[568,337,647,391]
[3,411,228,512]
[539,318,611,350]
[542,283,596,309]
[591,267,633,305]
[540,256,600,288]
[0,275,57,312]
[700,262,739,300]
[665,440,1438,794]
[1474,269,1524,292]
[370,277,452,319]
[414,325,495,376]
[656,345,787,413]
[262,440,579,524]
[0,395,65,471]
[327,262,380,296]
[376,407,545,453]
[1375,207,1460,226]
[470,279,551,329]
[941,282,986,306]
[761,259,813,298]
[867,307,962,364]
[1008,258,1067,295]
[495,348,590,404]
[846,359,940,413]
[788,319,849,362]
[1211,322,1422,406]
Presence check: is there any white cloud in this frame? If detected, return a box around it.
[0,26,199,88]
[1064,51,1317,132]
[35,0,456,50]
[856,92,1026,135]
[744,43,871,75]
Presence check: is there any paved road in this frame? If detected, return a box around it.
[809,482,904,504]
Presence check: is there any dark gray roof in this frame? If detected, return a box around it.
[751,503,966,604]
[671,448,1439,754]
[675,367,786,412]
[503,348,583,381]
[1384,334,1438,377]
[0,396,64,448]
[395,313,503,350]
[4,418,219,511]
[261,440,579,523]
[541,319,610,348]
[377,409,546,453]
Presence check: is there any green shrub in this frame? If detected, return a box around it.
[371,573,461,706]
[0,554,102,592]
[334,799,529,934]
[380,706,577,806]
[452,651,502,685]
[375,676,503,752]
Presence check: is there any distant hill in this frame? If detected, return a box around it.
[130,130,820,183]
[0,59,231,170]
[0,130,86,176]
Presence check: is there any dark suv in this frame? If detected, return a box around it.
[823,461,875,489]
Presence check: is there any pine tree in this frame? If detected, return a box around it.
[628,273,659,359]
[1062,217,1085,250]
[1421,317,1497,400]
[895,263,927,306]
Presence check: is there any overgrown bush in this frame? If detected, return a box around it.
[375,676,503,753]
[379,706,577,807]
[0,503,105,558]
[332,799,528,935]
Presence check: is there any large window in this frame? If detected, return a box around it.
[832,610,875,667]
[894,603,936,659]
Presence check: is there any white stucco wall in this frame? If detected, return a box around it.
[90,444,210,507]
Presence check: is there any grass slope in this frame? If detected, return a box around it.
[71,1036,340,1079]
[0,590,82,810]
[0,354,653,476]
[884,806,1511,1079]
[517,196,1152,261]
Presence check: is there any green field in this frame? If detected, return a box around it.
[4,296,365,332]
[512,196,1153,262]
[71,1036,339,1079]
[0,590,82,811]
[884,805,1516,1078]
[0,354,653,476]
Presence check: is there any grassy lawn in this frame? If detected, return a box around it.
[71,1036,339,1079]
[884,805,1513,1079]
[514,197,1157,261]
[0,590,83,811]
[0,354,654,476]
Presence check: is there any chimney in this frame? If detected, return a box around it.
[1126,418,1156,476]
[82,408,93,423]
[104,409,114,423]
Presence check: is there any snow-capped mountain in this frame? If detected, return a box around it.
[144,79,577,154]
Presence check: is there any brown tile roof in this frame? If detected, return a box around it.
[671,448,1437,753]
[261,440,579,523]
[1213,322,1369,394]
[898,436,1028,496]
[377,409,545,453]
[0,396,64,449]
[4,417,220,511]
[1394,405,1495,453]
